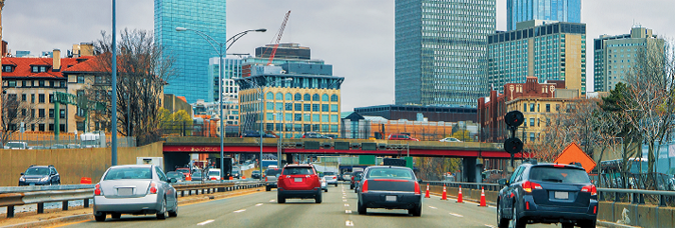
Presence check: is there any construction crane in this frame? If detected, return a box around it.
[267,10,291,65]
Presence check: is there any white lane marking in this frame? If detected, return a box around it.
[342,196,346,199]
[346,220,354,226]
[255,203,263,206]
[198,220,215,226]
[345,210,352,214]
[449,212,464,217]
[270,199,276,202]
[484,225,496,228]
[344,204,350,207]
[428,206,437,209]
[234,209,246,213]
[343,199,347,202]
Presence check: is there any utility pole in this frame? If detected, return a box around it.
[0,0,6,134]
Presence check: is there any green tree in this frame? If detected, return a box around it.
[452,130,472,142]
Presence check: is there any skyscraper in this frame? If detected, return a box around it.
[395,0,496,107]
[507,0,581,31]
[154,0,227,103]
[593,26,664,92]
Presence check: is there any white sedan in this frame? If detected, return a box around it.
[439,137,462,142]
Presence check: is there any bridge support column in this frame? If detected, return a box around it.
[286,153,294,165]
[462,158,477,182]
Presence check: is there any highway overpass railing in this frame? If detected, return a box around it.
[0,180,262,218]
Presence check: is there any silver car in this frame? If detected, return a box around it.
[93,165,178,222]
[264,167,282,191]
[323,172,339,187]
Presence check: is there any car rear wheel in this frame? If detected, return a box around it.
[408,204,422,216]
[497,203,508,228]
[266,186,271,191]
[334,183,338,187]
[315,192,322,203]
[94,212,106,222]
[168,198,178,217]
[561,223,574,228]
[111,213,121,219]
[579,219,596,228]
[156,198,168,220]
[277,194,285,204]
[350,185,354,190]
[324,188,328,192]
[512,205,525,228]
[357,201,367,215]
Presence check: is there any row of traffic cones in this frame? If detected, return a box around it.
[427,183,486,207]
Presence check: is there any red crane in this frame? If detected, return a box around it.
[267,10,291,65]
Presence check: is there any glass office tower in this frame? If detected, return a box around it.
[395,0,496,107]
[507,0,581,31]
[154,0,227,103]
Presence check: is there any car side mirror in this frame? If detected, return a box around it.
[20,173,24,176]
[498,179,508,186]
[169,178,177,183]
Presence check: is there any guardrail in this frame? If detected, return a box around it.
[598,187,675,207]
[424,181,501,191]
[0,181,262,218]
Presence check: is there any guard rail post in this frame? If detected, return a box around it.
[62,200,68,211]
[7,205,14,218]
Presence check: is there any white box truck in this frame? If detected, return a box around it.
[137,157,164,170]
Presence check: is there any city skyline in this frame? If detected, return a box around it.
[3,0,675,111]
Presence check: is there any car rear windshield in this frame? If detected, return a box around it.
[366,168,414,180]
[324,172,336,176]
[25,167,49,175]
[283,167,314,175]
[104,167,152,180]
[167,172,182,178]
[529,167,591,184]
[175,169,189,173]
[208,171,220,176]
[265,169,281,176]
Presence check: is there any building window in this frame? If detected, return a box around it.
[49,94,54,103]
[304,104,311,111]
[39,94,45,103]
[321,94,329,101]
[331,94,338,102]
[294,114,301,121]
[8,81,16,87]
[312,94,319,101]
[266,102,273,110]
[2,65,13,72]
[312,104,319,111]
[60,81,66,87]
[529,118,534,127]
[31,94,35,103]
[266,92,273,100]
[275,92,283,100]
[331,104,338,112]
[266,113,274,120]
[331,115,338,123]
[294,103,302,111]
[322,115,329,123]
[556,104,560,112]
[312,114,320,122]
[523,103,527,112]
[322,104,329,112]
[49,109,55,118]
[529,103,535,112]
[294,93,302,101]
[530,132,535,142]
[545,104,550,112]
[39,109,45,118]
[39,124,45,131]
[39,80,45,87]
[77,75,85,83]
[285,93,292,100]
[21,94,26,101]
[32,66,39,73]
[60,109,66,119]
[331,125,338,133]
[304,94,311,101]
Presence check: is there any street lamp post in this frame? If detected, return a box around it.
[176,27,265,181]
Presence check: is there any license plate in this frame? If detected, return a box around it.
[385,196,397,202]
[554,191,568,199]
[118,188,133,196]
[294,178,303,182]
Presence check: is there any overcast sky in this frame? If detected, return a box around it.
[3,0,674,112]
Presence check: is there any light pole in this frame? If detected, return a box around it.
[243,77,291,178]
[176,27,266,181]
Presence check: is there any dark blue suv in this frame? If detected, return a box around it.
[19,165,61,186]
[496,162,597,228]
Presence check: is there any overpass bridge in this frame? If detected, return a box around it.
[162,136,529,159]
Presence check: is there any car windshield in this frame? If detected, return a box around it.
[25,167,50,175]
[353,171,363,180]
[175,169,188,174]
[208,171,220,176]
[265,169,281,176]
[166,172,183,178]
[283,167,314,175]
[324,172,336,176]
[529,167,591,184]
[6,142,25,148]
[104,167,152,180]
[193,172,202,176]
[366,168,414,180]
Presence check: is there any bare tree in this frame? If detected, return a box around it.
[620,39,675,187]
[1,91,41,144]
[91,29,176,145]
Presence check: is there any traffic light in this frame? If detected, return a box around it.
[504,110,524,158]
[504,137,523,154]
[505,110,524,128]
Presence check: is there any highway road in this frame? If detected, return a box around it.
[63,183,561,228]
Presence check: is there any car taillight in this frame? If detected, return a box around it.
[94,184,102,196]
[265,176,268,182]
[581,185,597,196]
[522,181,542,193]
[593,205,597,214]
[333,176,337,179]
[414,181,421,195]
[525,201,530,210]
[351,176,354,181]
[553,164,566,168]
[361,180,368,193]
[149,183,157,194]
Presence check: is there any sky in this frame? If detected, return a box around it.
[3,0,675,112]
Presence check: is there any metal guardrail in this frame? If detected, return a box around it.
[423,181,501,191]
[598,187,675,207]
[0,181,263,218]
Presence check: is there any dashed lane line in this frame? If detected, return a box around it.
[484,225,496,228]
[428,206,437,209]
[255,203,263,206]
[449,212,464,217]
[344,204,350,207]
[345,210,352,214]
[346,220,354,226]
[198,220,215,226]
[233,209,246,213]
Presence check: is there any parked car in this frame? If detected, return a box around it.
[19,165,60,186]
[320,174,328,192]
[67,144,82,148]
[166,171,186,182]
[387,134,419,141]
[323,172,338,187]
[29,145,50,150]
[50,144,66,149]
[496,162,598,228]
[242,131,276,138]
[350,171,363,191]
[5,141,28,149]
[207,168,221,181]
[175,168,191,180]
[439,137,462,142]
[356,166,422,216]
[302,132,332,139]
[93,164,178,222]
[265,167,282,191]
[251,170,261,179]
[277,164,322,203]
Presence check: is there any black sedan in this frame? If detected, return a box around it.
[356,166,422,216]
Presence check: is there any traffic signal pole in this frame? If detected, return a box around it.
[504,111,524,170]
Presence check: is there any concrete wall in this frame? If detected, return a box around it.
[0,142,163,186]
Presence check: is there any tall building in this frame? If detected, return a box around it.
[209,57,242,101]
[154,0,227,103]
[487,20,587,96]
[507,0,581,31]
[395,0,496,107]
[593,26,664,92]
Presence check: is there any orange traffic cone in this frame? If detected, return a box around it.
[456,185,463,203]
[441,184,448,200]
[424,183,430,198]
[479,187,487,207]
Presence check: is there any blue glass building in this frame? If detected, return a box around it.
[395,0,496,107]
[507,0,581,31]
[154,0,227,103]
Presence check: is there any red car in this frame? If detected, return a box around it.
[387,134,419,141]
[277,164,322,203]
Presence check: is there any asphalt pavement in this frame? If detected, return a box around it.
[61,183,563,228]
